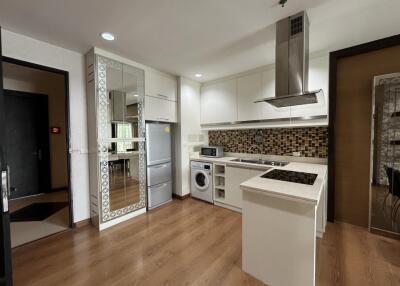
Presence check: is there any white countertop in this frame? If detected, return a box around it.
[190,154,237,163]
[189,155,272,170]
[190,155,327,205]
[240,162,327,205]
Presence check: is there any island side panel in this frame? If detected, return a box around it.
[242,190,317,286]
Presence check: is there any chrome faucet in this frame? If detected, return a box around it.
[248,144,263,162]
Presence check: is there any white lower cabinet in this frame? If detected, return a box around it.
[224,165,266,210]
[144,95,177,122]
[316,173,327,238]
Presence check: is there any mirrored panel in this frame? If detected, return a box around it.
[96,55,146,222]
[108,147,141,211]
[370,74,400,235]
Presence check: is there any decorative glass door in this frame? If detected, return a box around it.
[370,73,400,235]
[96,55,146,222]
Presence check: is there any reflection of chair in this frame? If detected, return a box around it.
[391,169,400,221]
[384,166,400,221]
[383,166,393,210]
[109,159,131,178]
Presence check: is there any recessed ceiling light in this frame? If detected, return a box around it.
[133,94,139,97]
[195,73,203,78]
[100,32,115,41]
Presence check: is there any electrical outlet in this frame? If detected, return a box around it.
[292,151,301,157]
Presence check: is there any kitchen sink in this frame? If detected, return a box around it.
[231,158,289,167]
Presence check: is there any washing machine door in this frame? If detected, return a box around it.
[194,170,209,191]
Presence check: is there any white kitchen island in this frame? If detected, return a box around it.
[240,163,327,286]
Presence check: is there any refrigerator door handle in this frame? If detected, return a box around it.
[152,164,167,169]
[152,183,168,190]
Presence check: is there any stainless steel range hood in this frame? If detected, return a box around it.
[255,11,323,108]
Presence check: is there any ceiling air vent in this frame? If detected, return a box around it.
[290,15,303,36]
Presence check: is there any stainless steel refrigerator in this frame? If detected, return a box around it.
[146,123,172,209]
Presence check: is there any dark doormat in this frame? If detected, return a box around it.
[10,202,68,222]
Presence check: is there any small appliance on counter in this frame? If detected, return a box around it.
[146,122,173,209]
[200,146,224,158]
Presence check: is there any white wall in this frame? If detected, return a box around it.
[174,77,202,196]
[1,29,89,222]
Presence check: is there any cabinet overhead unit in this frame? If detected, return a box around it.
[145,71,177,101]
[200,79,237,124]
[144,70,178,123]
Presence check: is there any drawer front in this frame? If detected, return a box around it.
[147,162,172,186]
[148,181,172,208]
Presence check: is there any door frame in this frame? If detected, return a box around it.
[328,34,400,222]
[2,56,74,227]
[3,89,51,199]
[0,26,13,286]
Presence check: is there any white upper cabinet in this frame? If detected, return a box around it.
[261,68,291,120]
[144,70,178,122]
[201,79,237,124]
[237,73,265,121]
[145,70,177,101]
[262,68,275,98]
[144,96,177,123]
[200,55,328,125]
[285,56,329,118]
[237,70,290,121]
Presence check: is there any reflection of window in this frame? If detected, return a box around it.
[117,123,133,152]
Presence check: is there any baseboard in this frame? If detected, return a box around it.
[172,193,191,200]
[370,227,400,240]
[50,186,69,192]
[214,201,242,213]
[73,218,91,228]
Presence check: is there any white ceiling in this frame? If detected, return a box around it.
[0,0,400,82]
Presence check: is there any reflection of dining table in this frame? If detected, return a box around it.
[108,151,139,161]
[108,151,140,180]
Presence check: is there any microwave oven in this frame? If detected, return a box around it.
[200,146,224,157]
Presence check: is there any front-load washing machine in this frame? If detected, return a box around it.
[190,161,213,203]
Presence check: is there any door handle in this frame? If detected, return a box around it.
[1,167,10,213]
[6,165,11,197]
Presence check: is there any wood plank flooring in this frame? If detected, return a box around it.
[11,198,400,286]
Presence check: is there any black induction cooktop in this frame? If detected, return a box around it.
[261,169,318,185]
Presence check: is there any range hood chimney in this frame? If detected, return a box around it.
[256,11,323,108]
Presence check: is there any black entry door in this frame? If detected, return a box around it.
[0,27,13,286]
[4,91,50,199]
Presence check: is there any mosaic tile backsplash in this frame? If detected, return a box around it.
[208,127,328,158]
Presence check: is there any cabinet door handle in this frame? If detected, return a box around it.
[157,117,170,121]
[157,93,169,99]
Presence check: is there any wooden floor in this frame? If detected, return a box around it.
[11,198,400,286]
